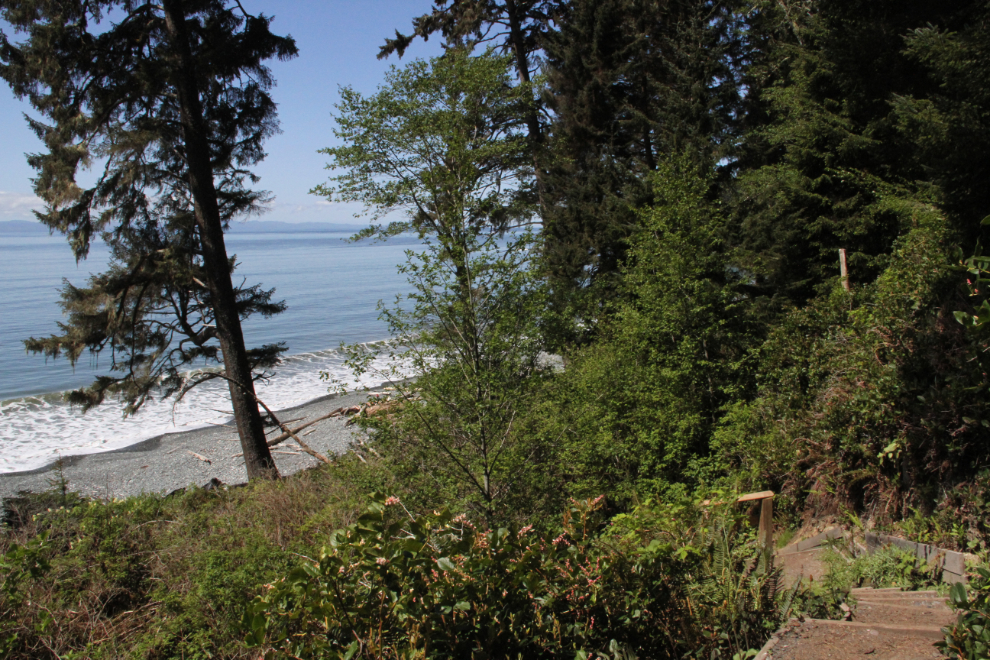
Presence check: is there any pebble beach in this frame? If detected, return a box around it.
[0,388,382,503]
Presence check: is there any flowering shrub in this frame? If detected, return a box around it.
[245,494,781,659]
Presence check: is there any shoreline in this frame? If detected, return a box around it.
[0,340,407,474]
[0,386,393,503]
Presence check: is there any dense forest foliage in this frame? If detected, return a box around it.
[3,0,990,658]
[356,0,990,542]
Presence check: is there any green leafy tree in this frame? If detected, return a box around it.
[380,0,557,205]
[895,8,990,242]
[713,0,990,519]
[537,158,754,503]
[0,0,297,479]
[714,206,990,518]
[314,49,546,522]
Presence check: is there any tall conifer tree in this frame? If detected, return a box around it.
[0,0,297,479]
[731,0,981,305]
[895,1,990,244]
[540,0,744,342]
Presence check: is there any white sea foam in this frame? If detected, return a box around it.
[0,342,415,474]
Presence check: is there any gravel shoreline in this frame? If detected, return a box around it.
[0,387,387,503]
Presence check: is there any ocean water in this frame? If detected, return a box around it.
[0,229,419,473]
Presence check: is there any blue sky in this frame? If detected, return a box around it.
[0,1,444,225]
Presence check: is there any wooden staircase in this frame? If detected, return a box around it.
[711,494,965,659]
[759,588,952,659]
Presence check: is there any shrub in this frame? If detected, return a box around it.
[246,493,783,659]
[853,545,941,590]
[714,208,990,523]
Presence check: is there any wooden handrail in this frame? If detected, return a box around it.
[738,490,775,503]
[701,490,774,506]
[702,490,775,549]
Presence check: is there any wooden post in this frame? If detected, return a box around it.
[839,249,850,292]
[760,496,774,549]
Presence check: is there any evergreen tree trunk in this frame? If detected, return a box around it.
[504,0,546,207]
[163,0,277,479]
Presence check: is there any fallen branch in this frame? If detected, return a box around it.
[291,437,331,464]
[249,397,331,465]
[266,409,346,448]
[202,372,347,468]
[265,416,303,433]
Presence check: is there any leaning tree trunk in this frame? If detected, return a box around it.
[162,0,278,479]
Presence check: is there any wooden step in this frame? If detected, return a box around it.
[853,588,943,596]
[854,600,951,613]
[853,600,955,628]
[855,594,949,605]
[807,618,946,640]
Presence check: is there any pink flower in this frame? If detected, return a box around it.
[385,496,401,506]
[376,557,388,566]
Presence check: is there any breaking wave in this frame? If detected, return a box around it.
[0,341,414,474]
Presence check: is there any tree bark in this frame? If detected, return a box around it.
[504,0,546,210]
[162,0,278,479]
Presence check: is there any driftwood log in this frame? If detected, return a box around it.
[259,394,416,462]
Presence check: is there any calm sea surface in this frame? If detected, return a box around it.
[0,230,418,473]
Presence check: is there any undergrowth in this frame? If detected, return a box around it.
[783,541,946,622]
[2,472,794,659]
[0,459,372,660]
[939,564,990,660]
[247,493,785,659]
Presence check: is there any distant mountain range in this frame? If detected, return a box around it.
[0,219,368,236]
[0,220,49,235]
[229,221,368,234]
